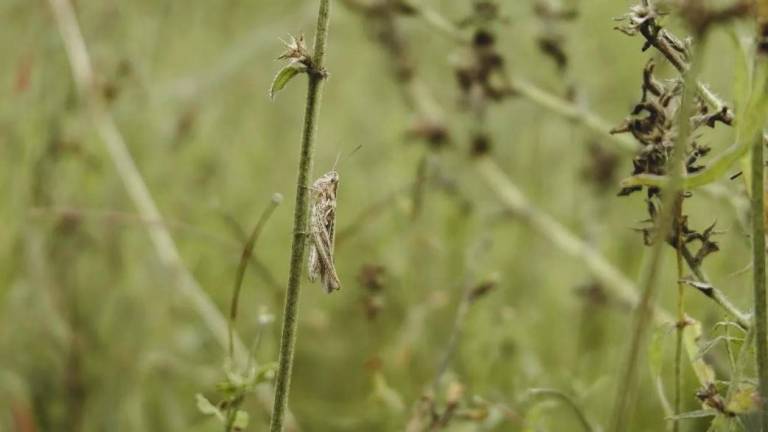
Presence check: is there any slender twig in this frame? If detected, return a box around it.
[751,62,768,432]
[679,245,751,329]
[673,195,685,432]
[228,194,283,360]
[751,116,767,432]
[270,0,333,430]
[525,389,596,432]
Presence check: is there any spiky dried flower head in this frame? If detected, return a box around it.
[277,34,311,68]
[614,60,720,265]
[613,60,713,197]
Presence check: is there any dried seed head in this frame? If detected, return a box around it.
[614,61,715,197]
[277,34,311,68]
[614,3,665,37]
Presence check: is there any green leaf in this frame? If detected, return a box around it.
[195,394,224,421]
[269,64,304,100]
[683,319,716,385]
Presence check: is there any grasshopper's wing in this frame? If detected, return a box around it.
[322,199,339,292]
[312,223,341,293]
[308,245,321,282]
[326,201,336,256]
[307,206,322,282]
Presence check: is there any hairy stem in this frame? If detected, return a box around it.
[270,1,333,430]
[751,116,767,431]
[750,7,768,426]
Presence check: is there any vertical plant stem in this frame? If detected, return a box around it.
[270,1,332,431]
[673,195,685,432]
[752,5,768,427]
[609,42,704,431]
[751,120,767,430]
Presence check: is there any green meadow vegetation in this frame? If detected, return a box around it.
[2,0,768,431]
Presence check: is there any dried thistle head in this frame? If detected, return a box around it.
[277,34,311,68]
[613,60,711,197]
[635,196,720,263]
[614,60,721,266]
[614,2,667,37]
[614,1,691,72]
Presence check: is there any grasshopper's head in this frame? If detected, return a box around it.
[312,170,339,194]
[325,170,339,185]
[315,170,339,185]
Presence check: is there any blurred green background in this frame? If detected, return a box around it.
[0,0,757,430]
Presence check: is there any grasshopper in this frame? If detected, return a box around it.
[307,146,361,293]
[307,169,342,293]
[308,145,362,294]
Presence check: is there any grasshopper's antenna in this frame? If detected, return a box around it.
[332,144,363,170]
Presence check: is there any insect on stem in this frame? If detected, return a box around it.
[307,169,342,293]
[306,145,362,293]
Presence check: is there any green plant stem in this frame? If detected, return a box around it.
[750,11,768,426]
[270,1,332,430]
[679,245,751,329]
[751,121,767,431]
[673,195,685,432]
[228,194,283,360]
[609,40,704,431]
